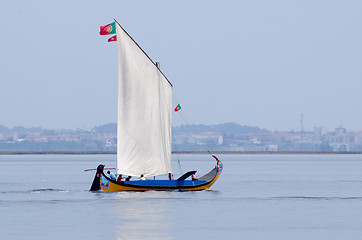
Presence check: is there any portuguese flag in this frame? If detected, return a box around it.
[174,104,181,112]
[100,22,116,35]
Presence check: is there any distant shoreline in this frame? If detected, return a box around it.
[1,151,362,155]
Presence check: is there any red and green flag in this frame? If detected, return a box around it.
[100,22,116,35]
[174,104,181,112]
[108,35,117,42]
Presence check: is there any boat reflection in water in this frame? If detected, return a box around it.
[113,192,173,239]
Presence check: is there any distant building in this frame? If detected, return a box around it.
[266,145,278,151]
[186,133,223,145]
[335,126,347,135]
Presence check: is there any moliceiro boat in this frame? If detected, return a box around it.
[90,20,222,191]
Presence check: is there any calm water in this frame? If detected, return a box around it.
[1,154,362,239]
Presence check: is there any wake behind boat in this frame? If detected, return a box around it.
[90,20,222,192]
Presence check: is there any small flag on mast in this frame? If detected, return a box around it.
[174,104,181,112]
[108,35,117,42]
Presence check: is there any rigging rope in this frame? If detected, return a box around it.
[172,92,190,175]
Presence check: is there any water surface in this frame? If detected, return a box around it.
[1,154,362,239]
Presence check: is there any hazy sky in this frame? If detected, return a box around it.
[1,0,362,132]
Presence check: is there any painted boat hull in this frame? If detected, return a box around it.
[90,162,223,192]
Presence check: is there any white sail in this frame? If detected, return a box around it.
[115,22,173,177]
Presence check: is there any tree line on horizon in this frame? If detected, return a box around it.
[0,122,270,135]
